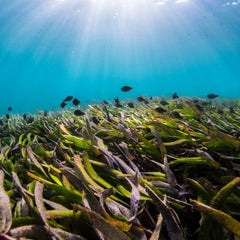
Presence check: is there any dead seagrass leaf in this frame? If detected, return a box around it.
[98,188,132,232]
[100,149,135,175]
[125,176,140,221]
[73,204,131,240]
[0,170,12,234]
[150,213,163,240]
[146,186,185,240]
[34,181,64,240]
[12,171,37,217]
[24,190,69,211]
[26,146,47,177]
[151,127,166,156]
[9,225,86,240]
[118,123,132,141]
[34,181,49,226]
[163,155,177,187]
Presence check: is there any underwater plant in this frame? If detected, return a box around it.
[0,97,239,240]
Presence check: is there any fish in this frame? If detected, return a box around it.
[63,96,73,102]
[0,119,3,125]
[217,107,224,114]
[102,100,109,105]
[171,111,182,119]
[201,101,211,106]
[27,117,34,123]
[128,103,134,108]
[92,116,100,125]
[114,97,120,104]
[160,100,169,106]
[172,93,179,99]
[114,97,122,107]
[229,106,235,114]
[115,103,123,108]
[72,98,80,106]
[144,100,149,104]
[154,107,167,113]
[60,102,67,108]
[23,114,27,120]
[150,96,153,100]
[137,96,145,102]
[44,111,48,117]
[8,107,12,111]
[6,114,9,119]
[121,86,134,92]
[192,98,199,104]
[207,93,219,99]
[195,104,204,112]
[74,109,85,116]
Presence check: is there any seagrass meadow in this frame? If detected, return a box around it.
[0,97,240,240]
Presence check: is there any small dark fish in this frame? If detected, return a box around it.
[23,114,27,120]
[154,107,167,113]
[201,101,211,106]
[114,97,120,104]
[0,119,3,126]
[60,102,67,108]
[128,103,134,108]
[229,106,235,114]
[27,117,34,124]
[217,107,224,114]
[72,98,80,106]
[102,100,109,105]
[171,111,182,119]
[6,114,9,119]
[192,98,199,104]
[176,103,184,109]
[207,93,219,99]
[115,103,123,108]
[74,109,85,116]
[8,107,12,111]
[44,111,48,117]
[195,104,204,112]
[144,100,149,104]
[64,96,73,102]
[92,116,99,125]
[150,96,153,100]
[172,93,179,99]
[137,96,145,102]
[121,86,134,92]
[160,100,169,106]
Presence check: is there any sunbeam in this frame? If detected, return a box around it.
[0,0,239,113]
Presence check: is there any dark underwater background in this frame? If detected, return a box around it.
[0,0,239,115]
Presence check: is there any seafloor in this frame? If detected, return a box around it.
[0,96,240,240]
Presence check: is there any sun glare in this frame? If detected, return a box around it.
[1,0,237,85]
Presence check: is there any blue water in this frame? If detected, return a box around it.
[0,0,240,114]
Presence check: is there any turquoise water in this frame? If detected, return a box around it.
[0,0,239,115]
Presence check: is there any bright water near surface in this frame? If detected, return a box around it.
[0,0,240,114]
